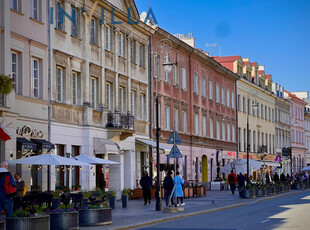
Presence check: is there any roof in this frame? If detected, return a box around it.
[250,62,257,66]
[265,74,271,80]
[258,70,264,75]
[212,56,241,63]
[284,90,306,103]
[243,61,250,67]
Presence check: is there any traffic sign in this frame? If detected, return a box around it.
[167,130,182,144]
[168,145,183,158]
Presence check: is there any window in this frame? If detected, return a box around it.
[194,73,198,94]
[165,106,170,130]
[222,121,226,141]
[265,106,267,120]
[221,87,225,105]
[154,55,160,79]
[105,26,111,51]
[11,52,18,93]
[232,123,235,142]
[194,113,199,136]
[227,122,231,141]
[269,108,271,121]
[244,129,247,151]
[139,44,145,67]
[257,103,260,117]
[201,78,206,97]
[71,7,80,37]
[209,81,213,100]
[181,68,187,89]
[238,128,241,150]
[173,64,179,86]
[237,95,241,111]
[119,87,126,113]
[216,119,220,140]
[247,99,251,114]
[164,68,170,83]
[243,97,246,113]
[56,0,64,31]
[202,115,207,137]
[31,58,39,98]
[253,131,256,152]
[261,104,263,118]
[227,89,230,108]
[130,40,136,63]
[140,94,146,121]
[90,18,98,44]
[91,77,99,109]
[11,0,21,12]
[272,109,274,122]
[131,91,136,116]
[106,82,113,111]
[119,32,125,57]
[174,108,179,131]
[216,84,220,103]
[72,72,80,105]
[31,0,40,20]
[210,116,214,138]
[56,67,64,102]
[231,91,235,109]
[182,110,187,133]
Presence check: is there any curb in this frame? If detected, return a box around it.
[255,190,302,203]
[111,203,246,230]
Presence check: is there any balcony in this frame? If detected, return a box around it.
[106,112,135,140]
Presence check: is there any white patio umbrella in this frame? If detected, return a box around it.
[75,155,120,165]
[220,159,262,174]
[301,166,310,172]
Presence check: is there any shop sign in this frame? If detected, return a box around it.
[227,152,236,157]
[16,125,44,138]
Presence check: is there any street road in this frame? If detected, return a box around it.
[139,191,310,230]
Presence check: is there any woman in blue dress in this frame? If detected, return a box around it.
[174,171,185,206]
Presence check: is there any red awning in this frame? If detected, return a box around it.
[0,123,12,142]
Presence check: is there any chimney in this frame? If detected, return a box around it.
[174,33,195,48]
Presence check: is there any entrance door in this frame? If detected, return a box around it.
[202,155,208,182]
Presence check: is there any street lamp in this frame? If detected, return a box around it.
[155,39,173,211]
[246,90,258,185]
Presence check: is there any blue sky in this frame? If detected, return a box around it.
[135,0,310,93]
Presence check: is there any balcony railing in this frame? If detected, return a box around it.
[106,112,134,130]
[258,145,267,153]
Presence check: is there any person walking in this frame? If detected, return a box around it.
[174,171,184,206]
[13,173,25,211]
[266,172,271,184]
[140,171,152,205]
[273,171,280,183]
[228,170,237,194]
[163,171,174,206]
[237,172,245,189]
[0,162,16,218]
[280,172,286,182]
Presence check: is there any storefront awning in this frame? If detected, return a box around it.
[93,137,119,155]
[136,139,170,151]
[17,138,37,151]
[31,139,55,151]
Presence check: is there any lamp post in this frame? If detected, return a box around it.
[246,90,258,184]
[155,39,173,211]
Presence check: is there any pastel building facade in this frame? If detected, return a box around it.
[151,29,238,183]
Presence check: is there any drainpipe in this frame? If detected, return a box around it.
[148,35,153,179]
[235,80,239,159]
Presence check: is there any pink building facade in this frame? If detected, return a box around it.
[151,29,238,183]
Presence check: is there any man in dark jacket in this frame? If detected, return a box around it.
[0,162,16,218]
[163,171,174,206]
[273,171,280,183]
[13,173,25,211]
[228,170,237,194]
[237,173,245,189]
[140,171,152,205]
[280,173,286,182]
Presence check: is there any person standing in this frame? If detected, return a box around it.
[228,170,237,194]
[140,171,152,205]
[280,172,286,182]
[0,162,16,218]
[13,173,25,211]
[237,172,245,189]
[266,172,271,184]
[273,171,280,183]
[163,171,174,206]
[174,171,184,206]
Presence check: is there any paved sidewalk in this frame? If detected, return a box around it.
[80,189,302,230]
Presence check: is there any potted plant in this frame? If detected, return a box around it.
[108,190,116,209]
[262,184,269,196]
[50,204,78,230]
[256,184,263,197]
[79,190,112,227]
[6,205,49,230]
[82,192,91,208]
[133,187,143,199]
[75,185,81,191]
[0,74,13,95]
[122,189,130,208]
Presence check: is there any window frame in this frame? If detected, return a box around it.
[181,67,187,90]
[31,58,39,98]
[71,6,80,38]
[193,73,198,94]
[105,26,111,51]
[56,66,64,102]
[209,81,213,100]
[90,18,98,45]
[201,77,206,98]
[11,52,18,93]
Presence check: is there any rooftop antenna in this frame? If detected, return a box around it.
[206,43,218,56]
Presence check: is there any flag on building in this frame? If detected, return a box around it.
[0,123,12,142]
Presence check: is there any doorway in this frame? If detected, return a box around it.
[202,155,208,182]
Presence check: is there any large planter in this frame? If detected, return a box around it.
[52,198,61,211]
[267,187,275,195]
[248,189,256,198]
[188,188,194,197]
[121,195,128,208]
[6,215,50,230]
[295,183,301,190]
[151,189,156,198]
[196,187,204,197]
[239,189,249,199]
[109,196,116,209]
[183,187,189,198]
[203,187,207,196]
[50,211,79,230]
[133,188,143,199]
[161,188,165,199]
[262,189,268,196]
[256,188,263,197]
[79,208,112,227]
[0,221,5,230]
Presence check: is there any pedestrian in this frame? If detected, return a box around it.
[237,172,245,189]
[280,172,286,182]
[266,172,271,184]
[273,171,280,183]
[140,171,152,205]
[0,161,16,218]
[13,173,25,211]
[228,170,237,194]
[163,171,174,206]
[174,171,184,206]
